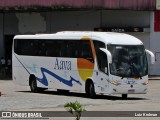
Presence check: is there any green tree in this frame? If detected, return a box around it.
[64,101,85,120]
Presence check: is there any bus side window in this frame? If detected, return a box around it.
[67,41,76,58]
[38,42,46,56]
[54,41,62,57]
[99,51,108,74]
[80,40,93,62]
[93,40,108,74]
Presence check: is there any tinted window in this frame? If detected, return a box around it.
[99,51,108,74]
[108,45,148,77]
[93,41,108,74]
[14,39,93,61]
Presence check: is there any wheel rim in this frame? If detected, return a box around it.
[31,80,36,90]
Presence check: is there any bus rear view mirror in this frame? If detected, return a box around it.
[100,48,112,64]
[145,49,155,64]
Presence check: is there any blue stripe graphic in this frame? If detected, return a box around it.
[14,54,81,87]
[36,67,82,87]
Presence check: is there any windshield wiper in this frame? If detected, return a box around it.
[132,63,142,79]
[128,56,142,79]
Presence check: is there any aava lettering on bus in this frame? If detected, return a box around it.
[54,58,71,70]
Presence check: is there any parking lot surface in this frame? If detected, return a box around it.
[0,79,160,120]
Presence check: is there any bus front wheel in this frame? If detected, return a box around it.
[86,81,96,98]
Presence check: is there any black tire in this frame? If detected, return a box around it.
[30,77,39,93]
[86,81,96,98]
[122,94,128,99]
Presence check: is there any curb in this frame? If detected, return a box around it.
[149,79,160,80]
[149,77,160,80]
[149,76,160,80]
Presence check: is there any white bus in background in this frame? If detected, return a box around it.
[12,31,155,98]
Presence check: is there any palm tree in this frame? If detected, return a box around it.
[64,101,85,120]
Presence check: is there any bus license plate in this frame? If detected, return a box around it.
[128,89,135,93]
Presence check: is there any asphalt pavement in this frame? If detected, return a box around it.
[0,75,160,120]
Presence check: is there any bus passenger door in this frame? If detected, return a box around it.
[96,51,109,93]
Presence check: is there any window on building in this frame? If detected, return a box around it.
[154,11,160,32]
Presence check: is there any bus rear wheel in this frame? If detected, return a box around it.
[30,76,47,93]
[86,81,96,98]
[30,78,39,93]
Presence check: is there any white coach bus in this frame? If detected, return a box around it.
[12,31,155,98]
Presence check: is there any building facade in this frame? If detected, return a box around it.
[0,0,160,75]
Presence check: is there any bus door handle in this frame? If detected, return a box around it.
[96,72,98,76]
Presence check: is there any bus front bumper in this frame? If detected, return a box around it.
[110,83,148,94]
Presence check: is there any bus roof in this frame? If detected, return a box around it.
[14,31,143,45]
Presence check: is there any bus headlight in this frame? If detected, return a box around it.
[142,81,148,85]
[111,81,121,86]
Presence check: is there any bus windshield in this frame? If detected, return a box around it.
[107,45,148,78]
